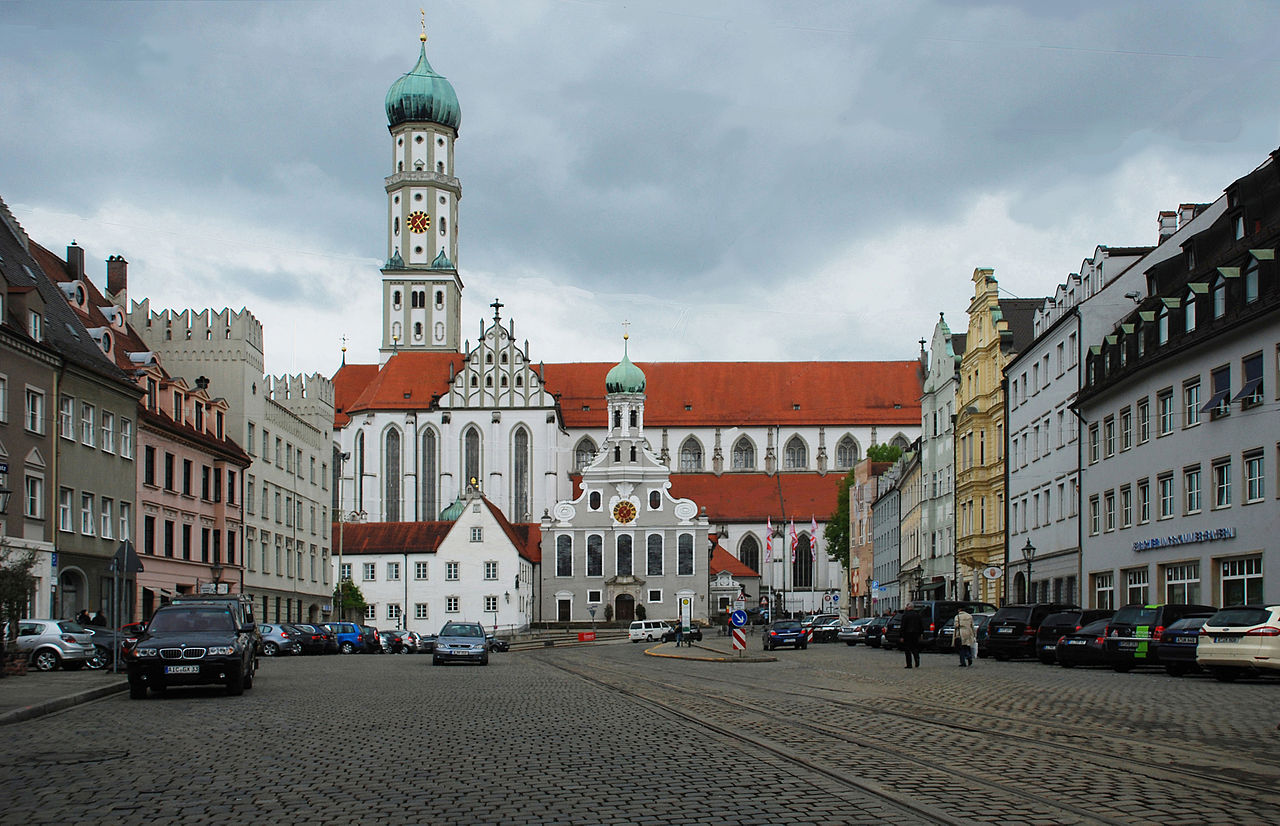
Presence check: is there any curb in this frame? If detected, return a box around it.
[0,680,129,726]
[643,641,775,663]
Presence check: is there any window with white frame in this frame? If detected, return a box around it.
[415,561,429,580]
[0,374,7,423]
[484,561,498,580]
[119,501,131,541]
[647,589,662,603]
[25,475,44,518]
[1157,390,1173,435]
[1158,474,1173,519]
[1137,479,1150,524]
[1088,495,1100,535]
[1182,379,1200,428]
[58,488,73,532]
[446,561,459,581]
[362,562,376,581]
[81,403,95,446]
[387,603,402,622]
[100,497,114,539]
[484,595,498,613]
[1125,568,1149,604]
[339,562,352,581]
[1104,491,1115,532]
[415,603,429,620]
[1103,417,1115,457]
[1163,562,1200,604]
[446,596,459,613]
[1221,557,1263,605]
[1136,398,1150,443]
[1120,486,1132,529]
[59,397,74,439]
[1244,451,1264,502]
[1093,572,1114,610]
[387,561,400,581]
[26,389,45,434]
[1213,458,1231,508]
[470,527,483,542]
[1119,407,1132,451]
[119,418,133,458]
[1088,424,1099,463]
[364,604,377,620]
[1183,466,1201,513]
[587,590,602,603]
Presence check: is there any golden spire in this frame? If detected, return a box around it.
[420,8,427,42]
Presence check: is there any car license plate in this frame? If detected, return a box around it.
[1175,637,1197,644]
[165,665,200,674]
[997,627,1013,634]
[1065,639,1085,645]
[1213,636,1237,644]
[1118,640,1138,649]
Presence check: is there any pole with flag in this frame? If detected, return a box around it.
[789,520,797,562]
[764,517,773,619]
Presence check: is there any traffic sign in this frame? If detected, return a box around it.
[871,580,879,589]
[51,552,59,569]
[832,594,840,603]
[729,610,747,628]
[759,597,768,607]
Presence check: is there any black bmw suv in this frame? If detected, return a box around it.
[126,604,257,698]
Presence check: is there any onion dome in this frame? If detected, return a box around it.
[429,248,455,270]
[439,494,465,521]
[385,36,461,130]
[605,335,646,393]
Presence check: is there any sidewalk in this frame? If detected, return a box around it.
[0,665,128,725]
[644,634,775,663]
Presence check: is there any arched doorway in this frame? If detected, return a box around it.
[1013,571,1027,603]
[59,569,85,619]
[614,593,635,622]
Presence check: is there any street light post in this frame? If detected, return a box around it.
[1021,539,1036,603]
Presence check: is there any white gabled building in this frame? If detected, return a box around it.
[334,488,539,635]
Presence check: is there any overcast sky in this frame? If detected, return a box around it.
[4,1,1279,377]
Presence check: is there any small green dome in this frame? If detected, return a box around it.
[439,495,465,521]
[429,248,454,270]
[605,338,646,393]
[385,41,461,130]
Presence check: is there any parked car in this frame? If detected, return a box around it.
[1155,616,1211,677]
[745,607,771,625]
[809,616,844,643]
[84,626,138,668]
[838,617,875,645]
[419,634,438,654]
[432,621,490,666]
[1054,618,1113,668]
[379,630,411,654]
[628,620,674,642]
[321,622,362,654]
[170,594,260,655]
[661,625,703,643]
[1105,603,1217,672]
[937,613,994,650]
[401,631,423,653]
[10,619,96,671]
[985,603,1079,660]
[126,604,257,698]
[762,619,808,650]
[801,613,840,629]
[1035,609,1115,664]
[1196,604,1280,682]
[257,624,301,656]
[883,601,998,650]
[362,626,384,653]
[864,615,892,648]
[289,624,335,655]
[486,634,509,652]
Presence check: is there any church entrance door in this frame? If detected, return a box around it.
[614,593,635,622]
[557,599,571,623]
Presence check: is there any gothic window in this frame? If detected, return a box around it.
[384,427,401,522]
[679,438,703,472]
[792,534,813,587]
[421,429,438,520]
[586,534,603,577]
[470,374,478,387]
[463,427,481,489]
[613,446,621,462]
[739,535,760,573]
[500,375,508,388]
[512,428,530,521]
[574,438,597,472]
[784,436,807,470]
[616,535,633,576]
[731,437,755,470]
[353,430,365,511]
[890,434,910,451]
[485,376,493,388]
[677,534,694,576]
[646,534,663,576]
[391,322,402,342]
[629,446,637,461]
[556,535,572,577]
[516,375,523,387]
[486,353,493,364]
[500,352,508,364]
[835,435,859,469]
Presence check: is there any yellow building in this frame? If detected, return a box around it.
[955,269,1042,604]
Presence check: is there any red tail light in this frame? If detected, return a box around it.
[1026,627,1037,637]
[1152,625,1165,641]
[1056,636,1066,645]
[1245,627,1280,636]
[1095,636,1105,644]
[1074,625,1082,632]
[929,622,935,633]
[61,634,77,644]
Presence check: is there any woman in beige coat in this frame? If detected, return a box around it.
[955,608,976,667]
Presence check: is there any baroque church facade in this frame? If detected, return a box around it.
[333,33,923,625]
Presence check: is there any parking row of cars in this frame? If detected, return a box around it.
[836,601,1280,682]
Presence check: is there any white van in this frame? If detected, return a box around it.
[628,620,673,642]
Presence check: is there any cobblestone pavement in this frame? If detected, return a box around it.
[1,641,1277,824]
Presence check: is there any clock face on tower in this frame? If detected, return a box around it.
[407,211,430,233]
[612,501,637,524]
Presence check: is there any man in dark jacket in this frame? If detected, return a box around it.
[900,604,923,668]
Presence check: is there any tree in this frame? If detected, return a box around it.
[823,468,858,569]
[1,548,37,644]
[332,580,367,621]
[866,443,903,463]
[635,604,647,620]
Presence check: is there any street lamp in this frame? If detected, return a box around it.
[912,569,924,602]
[210,563,224,593]
[1021,539,1035,603]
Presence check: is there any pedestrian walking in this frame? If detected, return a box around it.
[900,604,923,669]
[75,609,91,626]
[954,608,976,667]
[674,623,683,647]
[90,611,107,627]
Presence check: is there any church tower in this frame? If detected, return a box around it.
[380,30,463,362]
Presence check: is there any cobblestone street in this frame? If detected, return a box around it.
[2,641,1277,824]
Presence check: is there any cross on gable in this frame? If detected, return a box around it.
[490,298,504,322]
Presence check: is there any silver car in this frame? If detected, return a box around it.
[431,621,489,666]
[257,624,301,656]
[12,619,96,671]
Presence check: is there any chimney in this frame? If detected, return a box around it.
[106,255,129,305]
[66,242,85,280]
[1157,211,1178,243]
[1178,203,1198,228]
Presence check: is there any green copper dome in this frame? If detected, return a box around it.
[385,40,461,130]
[605,338,646,393]
[439,494,465,521]
[429,248,455,270]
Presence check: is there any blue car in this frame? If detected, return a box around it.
[763,619,808,651]
[322,622,364,654]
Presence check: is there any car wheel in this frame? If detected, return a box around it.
[1212,667,1239,683]
[340,642,355,654]
[226,666,245,696]
[1038,654,1056,665]
[846,641,855,647]
[1059,660,1075,668]
[801,643,808,650]
[432,656,442,666]
[1112,662,1132,673]
[129,681,148,700]
[86,646,109,670]
[1165,664,1188,677]
[994,654,1008,662]
[243,665,255,689]
[263,642,279,657]
[32,650,60,672]
[479,655,489,666]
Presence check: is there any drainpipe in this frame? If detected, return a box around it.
[1002,375,1010,606]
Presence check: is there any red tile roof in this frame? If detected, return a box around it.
[332,521,453,554]
[669,472,846,522]
[711,546,759,578]
[333,357,923,428]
